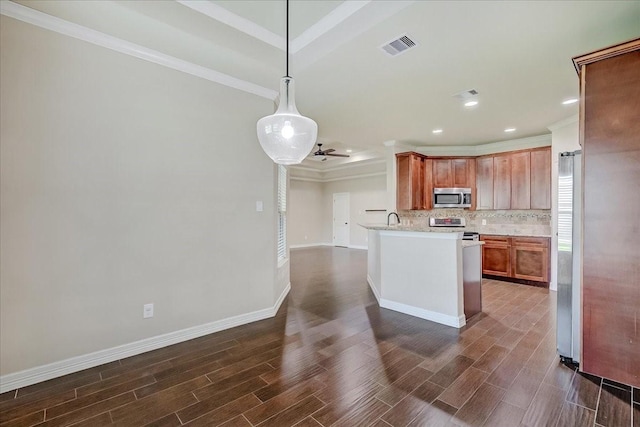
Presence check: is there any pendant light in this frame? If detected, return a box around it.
[257,0,318,165]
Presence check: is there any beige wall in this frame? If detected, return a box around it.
[289,174,387,248]
[0,17,281,376]
[323,175,387,248]
[289,180,324,247]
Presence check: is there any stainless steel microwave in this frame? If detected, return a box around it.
[433,188,472,208]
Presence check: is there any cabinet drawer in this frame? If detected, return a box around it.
[512,237,549,248]
[480,235,510,246]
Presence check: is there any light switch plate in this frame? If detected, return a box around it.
[143,303,154,319]
[256,201,263,212]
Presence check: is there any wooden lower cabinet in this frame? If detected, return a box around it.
[481,236,511,277]
[481,235,549,284]
[511,237,549,282]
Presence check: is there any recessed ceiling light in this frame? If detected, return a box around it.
[432,129,443,134]
[464,100,478,107]
[346,149,352,153]
[504,127,516,133]
[562,98,578,105]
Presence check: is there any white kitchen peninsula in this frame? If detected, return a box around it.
[362,225,483,328]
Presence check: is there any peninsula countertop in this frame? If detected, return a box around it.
[359,223,550,238]
[364,225,484,328]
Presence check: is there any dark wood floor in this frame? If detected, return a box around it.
[1,246,638,427]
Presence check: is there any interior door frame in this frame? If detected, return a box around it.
[332,192,350,247]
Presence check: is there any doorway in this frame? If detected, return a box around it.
[332,192,350,247]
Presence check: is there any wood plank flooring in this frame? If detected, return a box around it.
[1,246,637,426]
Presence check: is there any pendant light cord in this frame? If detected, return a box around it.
[285,0,289,77]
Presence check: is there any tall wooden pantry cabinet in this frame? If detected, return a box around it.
[574,38,640,387]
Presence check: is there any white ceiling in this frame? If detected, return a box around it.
[4,0,640,170]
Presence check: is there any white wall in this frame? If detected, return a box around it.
[549,116,580,291]
[289,174,387,249]
[323,175,387,248]
[0,17,282,378]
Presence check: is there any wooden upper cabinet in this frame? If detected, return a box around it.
[530,147,551,209]
[453,159,476,189]
[396,152,425,210]
[481,149,548,210]
[432,159,453,188]
[432,158,475,188]
[398,149,549,211]
[476,157,494,210]
[423,158,433,210]
[493,155,511,210]
[412,154,425,209]
[510,151,531,210]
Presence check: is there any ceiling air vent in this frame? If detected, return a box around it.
[380,34,417,57]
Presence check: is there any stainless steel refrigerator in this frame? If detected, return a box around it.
[557,150,582,364]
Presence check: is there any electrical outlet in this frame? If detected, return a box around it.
[482,219,487,225]
[143,303,154,319]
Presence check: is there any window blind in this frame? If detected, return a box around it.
[557,174,573,251]
[277,165,287,261]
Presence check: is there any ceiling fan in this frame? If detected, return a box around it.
[313,143,350,161]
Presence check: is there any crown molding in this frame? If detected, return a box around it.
[291,171,386,183]
[0,1,277,100]
[547,115,579,132]
[414,134,552,157]
[316,158,385,173]
[288,165,320,173]
[176,0,284,50]
[290,1,370,53]
[289,158,385,173]
[323,171,386,182]
[472,134,551,156]
[289,176,323,182]
[174,0,413,72]
[175,0,372,54]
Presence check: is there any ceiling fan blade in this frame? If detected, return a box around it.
[323,148,336,154]
[326,153,350,157]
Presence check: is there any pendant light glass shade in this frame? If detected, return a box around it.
[257,77,318,165]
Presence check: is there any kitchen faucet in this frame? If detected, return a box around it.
[387,212,400,226]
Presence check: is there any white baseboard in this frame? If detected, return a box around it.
[289,243,331,249]
[0,284,291,394]
[348,245,368,250]
[366,275,381,303]
[273,282,291,313]
[289,243,368,250]
[379,298,466,328]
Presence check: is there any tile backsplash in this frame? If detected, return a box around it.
[398,209,551,236]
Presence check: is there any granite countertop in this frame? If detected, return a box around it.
[360,223,551,238]
[360,224,463,233]
[472,230,551,238]
[462,241,485,247]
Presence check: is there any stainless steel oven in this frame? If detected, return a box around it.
[433,188,472,208]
